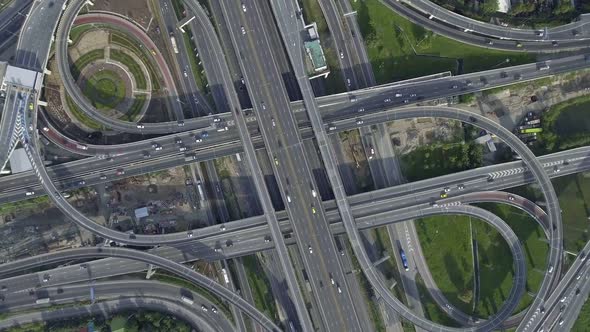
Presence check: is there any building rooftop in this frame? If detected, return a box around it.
[1,65,43,91]
[134,206,149,220]
[304,39,327,72]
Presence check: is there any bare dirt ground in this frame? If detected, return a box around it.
[387,118,463,155]
[0,192,101,263]
[459,69,590,130]
[92,0,153,29]
[104,166,209,234]
[214,154,260,220]
[338,130,374,191]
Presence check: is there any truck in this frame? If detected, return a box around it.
[525,119,541,126]
[36,297,50,304]
[170,35,179,54]
[221,268,230,284]
[180,296,194,305]
[520,128,543,134]
[185,155,196,162]
[399,249,409,271]
[196,180,205,201]
[76,144,88,150]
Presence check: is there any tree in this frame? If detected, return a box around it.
[553,2,574,15]
[481,0,499,14]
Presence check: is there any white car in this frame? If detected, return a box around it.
[337,284,342,294]
[356,119,364,125]
[330,274,334,285]
[308,245,313,254]
[201,305,208,312]
[42,127,49,132]
[286,195,291,203]
[340,51,344,59]
[241,26,246,35]
[242,3,247,11]
[179,146,187,152]
[183,70,188,78]
[311,189,317,198]
[271,118,276,127]
[25,191,35,196]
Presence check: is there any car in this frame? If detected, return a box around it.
[403,99,410,104]
[577,273,582,280]
[78,180,86,186]
[340,50,344,59]
[274,156,279,165]
[286,195,291,203]
[581,251,587,261]
[271,118,276,127]
[311,189,317,198]
[356,119,364,125]
[330,273,335,285]
[214,247,222,253]
[384,98,391,103]
[560,296,567,302]
[576,288,581,296]
[195,135,202,143]
[508,195,515,201]
[151,142,159,148]
[559,319,564,326]
[42,127,49,132]
[25,191,35,196]
[440,192,448,198]
[241,26,246,35]
[311,206,317,214]
[28,102,34,110]
[201,131,209,138]
[553,166,560,173]
[213,117,221,123]
[410,93,417,97]
[465,80,473,86]
[42,274,50,282]
[143,151,151,159]
[99,175,107,180]
[444,187,451,193]
[548,265,554,273]
[183,70,188,78]
[308,245,313,254]
[516,42,523,48]
[264,236,271,243]
[175,138,183,145]
[187,231,193,238]
[0,286,6,292]
[201,305,208,312]
[211,306,218,314]
[358,108,365,112]
[337,284,342,294]
[328,125,337,131]
[154,145,162,151]
[261,102,266,110]
[451,84,458,89]
[485,39,493,45]
[179,146,187,152]
[116,169,125,176]
[540,307,545,314]
[346,78,351,87]
[457,184,464,190]
[242,3,247,11]
[552,41,558,47]
[177,120,185,127]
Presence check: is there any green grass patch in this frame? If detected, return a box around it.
[400,142,483,182]
[65,94,106,130]
[110,31,160,91]
[476,203,548,314]
[537,94,590,153]
[122,94,146,122]
[415,274,461,327]
[415,215,475,314]
[171,0,186,21]
[110,49,147,90]
[82,70,126,110]
[242,255,279,323]
[70,49,104,81]
[550,172,590,252]
[69,24,96,45]
[350,0,535,83]
[0,196,50,215]
[182,27,210,97]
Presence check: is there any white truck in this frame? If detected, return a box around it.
[180,296,194,305]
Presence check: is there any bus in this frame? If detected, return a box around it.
[400,249,409,271]
[520,128,543,134]
[36,297,50,304]
[170,36,179,54]
[221,268,230,284]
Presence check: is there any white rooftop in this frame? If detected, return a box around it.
[134,206,149,220]
[9,148,32,174]
[2,65,42,91]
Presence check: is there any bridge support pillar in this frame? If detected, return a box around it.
[85,0,94,6]
[67,38,73,45]
[43,68,51,75]
[146,264,156,279]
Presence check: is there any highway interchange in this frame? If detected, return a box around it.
[1,0,590,331]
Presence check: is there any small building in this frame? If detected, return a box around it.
[475,133,497,152]
[134,206,149,220]
[8,148,32,174]
[304,22,328,73]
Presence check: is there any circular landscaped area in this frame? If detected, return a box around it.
[82,69,126,110]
